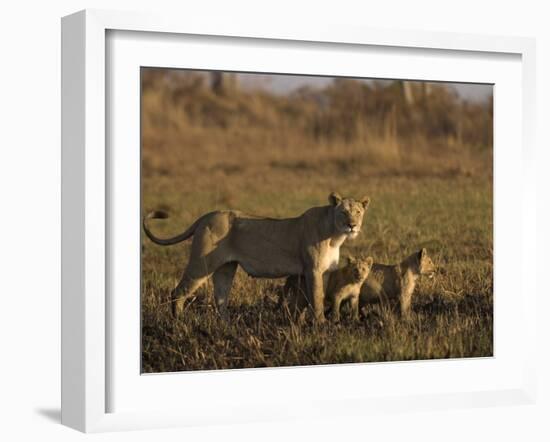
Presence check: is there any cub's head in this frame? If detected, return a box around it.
[347,256,374,283]
[329,192,370,239]
[416,248,436,279]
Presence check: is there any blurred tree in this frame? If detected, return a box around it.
[211,72,238,95]
[400,81,433,106]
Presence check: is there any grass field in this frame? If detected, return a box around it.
[140,70,493,373]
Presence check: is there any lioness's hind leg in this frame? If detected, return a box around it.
[171,274,208,317]
[212,262,238,320]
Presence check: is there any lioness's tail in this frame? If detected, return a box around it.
[142,210,201,246]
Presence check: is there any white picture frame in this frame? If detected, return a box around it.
[61,9,537,433]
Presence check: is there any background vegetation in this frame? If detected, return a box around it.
[141,69,493,373]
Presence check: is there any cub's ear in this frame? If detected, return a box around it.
[360,196,371,209]
[366,256,374,267]
[418,248,427,261]
[346,254,357,263]
[329,192,343,206]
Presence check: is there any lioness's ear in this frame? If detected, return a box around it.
[329,192,343,206]
[360,196,371,209]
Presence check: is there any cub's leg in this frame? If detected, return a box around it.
[349,294,360,321]
[212,262,238,320]
[331,287,350,323]
[322,272,330,294]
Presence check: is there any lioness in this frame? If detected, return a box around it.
[359,248,436,317]
[284,255,374,322]
[143,192,370,322]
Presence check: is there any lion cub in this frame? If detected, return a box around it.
[359,248,436,317]
[283,256,374,322]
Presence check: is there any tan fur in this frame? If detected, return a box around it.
[143,192,370,322]
[359,248,436,317]
[283,256,373,322]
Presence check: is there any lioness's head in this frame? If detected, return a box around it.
[329,192,370,239]
[347,256,374,283]
[416,248,436,279]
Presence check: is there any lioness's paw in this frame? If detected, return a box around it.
[315,314,327,325]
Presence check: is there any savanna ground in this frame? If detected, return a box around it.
[141,70,493,373]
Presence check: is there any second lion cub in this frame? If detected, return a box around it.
[360,248,436,317]
[284,256,374,321]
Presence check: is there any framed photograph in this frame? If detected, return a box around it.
[61,9,537,432]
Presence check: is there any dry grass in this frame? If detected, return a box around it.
[140,69,493,372]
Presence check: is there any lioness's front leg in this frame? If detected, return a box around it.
[350,295,360,321]
[305,269,326,323]
[399,290,413,319]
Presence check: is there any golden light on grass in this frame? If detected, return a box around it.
[140,69,493,372]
